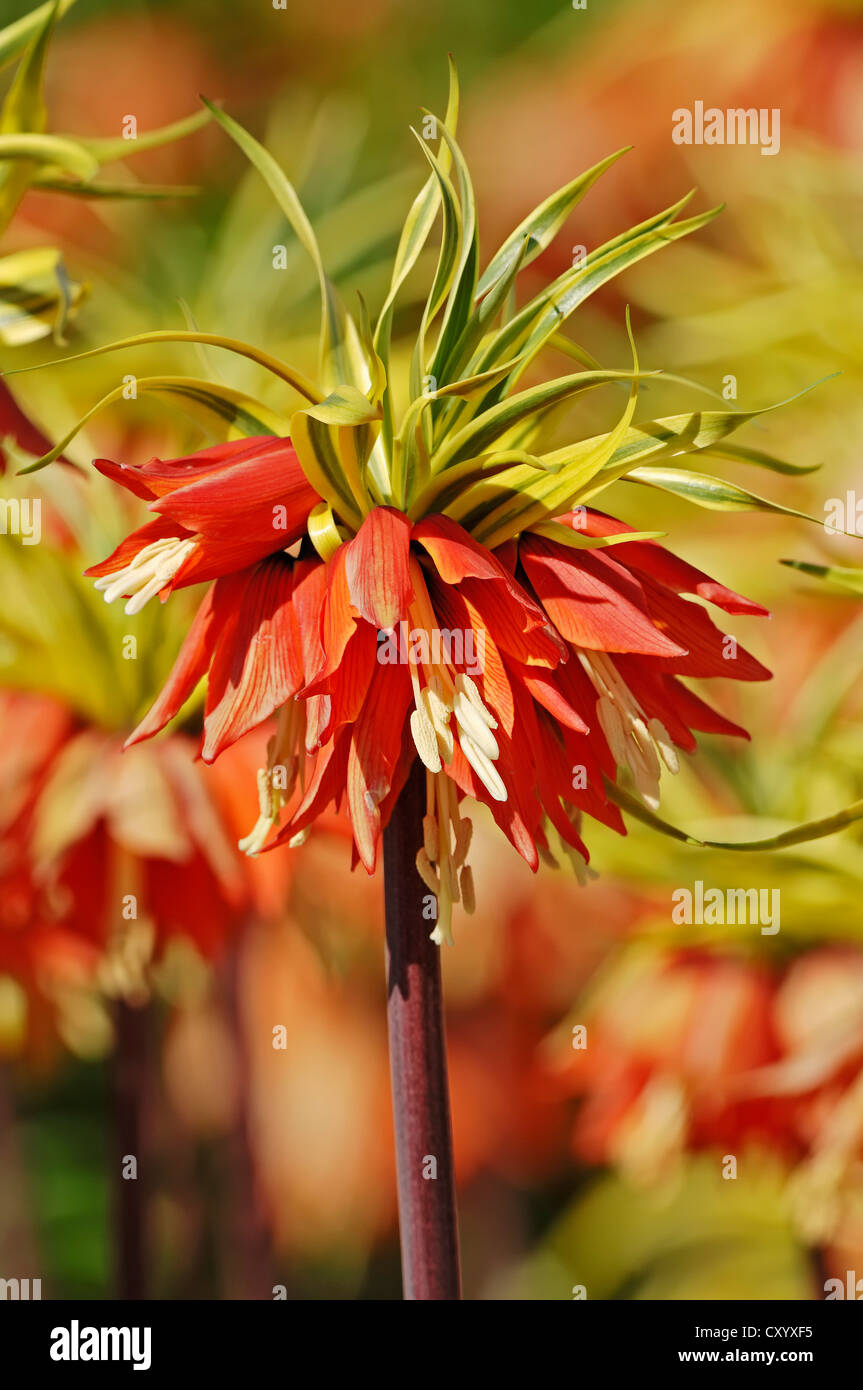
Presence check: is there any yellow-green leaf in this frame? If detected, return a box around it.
[18,376,288,473]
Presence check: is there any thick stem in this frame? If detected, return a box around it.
[383,759,461,1300]
[112,999,148,1300]
[0,1062,40,1281]
[219,932,274,1300]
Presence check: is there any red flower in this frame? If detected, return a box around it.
[89,447,770,944]
[0,689,271,1024]
[85,435,321,610]
[551,948,793,1180]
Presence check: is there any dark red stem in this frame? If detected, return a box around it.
[383,759,461,1300]
[112,999,148,1300]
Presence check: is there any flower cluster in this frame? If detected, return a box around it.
[21,72,805,943]
[88,438,768,944]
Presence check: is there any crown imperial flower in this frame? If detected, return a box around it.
[24,73,818,945]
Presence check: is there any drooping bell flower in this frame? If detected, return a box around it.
[0,507,294,1020]
[549,947,792,1183]
[88,480,769,945]
[550,943,863,1262]
[86,436,320,612]
[28,74,842,1299]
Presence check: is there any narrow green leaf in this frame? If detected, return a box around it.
[407,126,462,335]
[0,0,56,132]
[29,176,200,199]
[0,132,98,178]
[399,127,463,502]
[304,384,381,427]
[436,235,531,391]
[700,442,821,477]
[425,113,479,383]
[464,312,643,547]
[444,401,772,535]
[779,560,863,595]
[476,146,631,299]
[3,329,323,403]
[373,56,459,467]
[18,376,288,473]
[606,779,863,852]
[0,0,74,71]
[373,54,459,352]
[77,109,211,164]
[0,0,59,233]
[202,97,352,388]
[469,194,718,408]
[528,520,665,550]
[432,365,652,475]
[289,402,371,526]
[625,465,837,530]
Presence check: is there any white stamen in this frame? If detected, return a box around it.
[649,717,680,774]
[421,686,454,761]
[455,672,497,728]
[580,651,679,810]
[454,689,500,760]
[459,731,507,802]
[410,705,442,773]
[94,536,197,615]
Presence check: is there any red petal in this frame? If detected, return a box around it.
[425,574,516,734]
[521,667,590,734]
[302,546,358,694]
[559,726,626,831]
[93,457,162,502]
[459,576,565,668]
[662,677,751,741]
[344,506,414,629]
[521,536,687,657]
[638,578,770,680]
[290,556,328,684]
[345,663,413,872]
[97,436,294,500]
[560,510,769,617]
[416,514,545,619]
[304,694,333,753]
[202,556,304,761]
[611,655,698,752]
[151,439,319,581]
[268,733,350,847]
[84,515,191,580]
[326,623,378,732]
[125,582,224,747]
